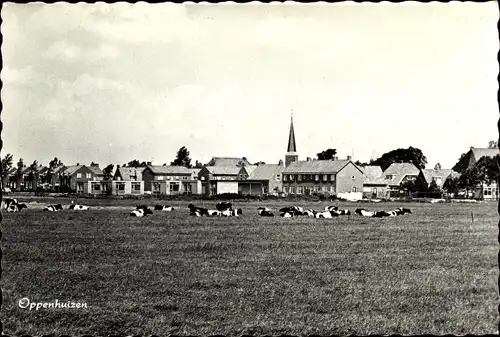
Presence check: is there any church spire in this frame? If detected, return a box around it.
[287,113,297,153]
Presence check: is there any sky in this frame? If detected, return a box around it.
[1,2,498,169]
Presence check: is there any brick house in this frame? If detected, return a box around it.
[237,161,285,195]
[142,165,201,195]
[382,162,420,196]
[60,165,104,193]
[282,157,363,195]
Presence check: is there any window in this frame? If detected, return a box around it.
[351,175,355,180]
[322,186,328,192]
[330,186,335,193]
[283,186,288,194]
[184,183,192,193]
[153,182,160,191]
[170,182,180,193]
[289,186,295,194]
[331,175,335,182]
[297,186,303,194]
[290,175,295,181]
[385,175,393,180]
[353,187,357,192]
[117,183,125,191]
[298,174,302,182]
[86,173,91,179]
[313,186,320,192]
[182,176,188,180]
[157,176,164,181]
[485,188,492,196]
[315,174,319,181]
[77,173,82,178]
[92,183,101,191]
[276,174,281,181]
[323,174,328,181]
[132,183,141,191]
[373,188,378,194]
[201,176,206,181]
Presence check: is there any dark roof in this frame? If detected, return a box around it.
[206,157,251,167]
[146,165,192,175]
[115,167,144,180]
[248,164,285,180]
[283,159,359,174]
[421,169,455,188]
[88,166,103,176]
[383,163,419,185]
[287,115,297,153]
[204,166,242,175]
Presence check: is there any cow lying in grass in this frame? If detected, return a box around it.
[355,207,411,218]
[216,202,233,211]
[44,204,64,212]
[3,198,18,210]
[6,203,27,212]
[131,205,154,217]
[154,204,174,211]
[188,204,209,217]
[258,207,274,217]
[69,204,89,211]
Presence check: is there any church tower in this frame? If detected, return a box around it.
[285,113,299,167]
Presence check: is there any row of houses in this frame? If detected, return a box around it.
[4,116,498,199]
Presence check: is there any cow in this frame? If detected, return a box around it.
[279,206,304,216]
[258,209,274,217]
[206,210,221,216]
[216,202,233,211]
[232,208,242,216]
[355,208,375,217]
[324,205,338,212]
[154,205,174,211]
[281,212,293,218]
[303,209,315,217]
[188,204,209,216]
[315,211,333,219]
[69,204,89,211]
[3,198,18,209]
[44,204,64,212]
[6,203,27,212]
[396,207,412,214]
[130,207,153,217]
[136,205,149,211]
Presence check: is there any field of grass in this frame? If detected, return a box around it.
[2,198,499,336]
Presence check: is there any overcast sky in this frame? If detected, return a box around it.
[1,2,498,169]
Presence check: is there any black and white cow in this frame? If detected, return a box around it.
[324,205,338,212]
[314,210,333,218]
[3,198,18,209]
[130,207,153,217]
[6,203,27,212]
[396,207,412,215]
[69,204,89,211]
[154,205,174,211]
[279,206,304,216]
[44,204,64,212]
[216,202,233,211]
[188,204,209,216]
[355,208,375,217]
[258,207,274,217]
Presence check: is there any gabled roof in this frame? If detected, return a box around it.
[88,166,103,176]
[471,147,499,161]
[239,165,257,176]
[248,164,285,180]
[204,166,242,175]
[361,165,383,178]
[206,157,251,167]
[38,166,49,175]
[383,163,420,185]
[115,167,144,181]
[283,159,361,174]
[146,165,192,175]
[61,165,84,176]
[420,169,455,188]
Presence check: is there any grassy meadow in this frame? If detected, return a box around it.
[2,198,499,336]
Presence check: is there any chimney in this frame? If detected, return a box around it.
[470,146,474,150]
[307,157,312,161]
[278,159,284,167]
[347,155,352,161]
[147,161,152,166]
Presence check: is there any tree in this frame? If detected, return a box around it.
[317,148,337,160]
[434,163,442,170]
[1,153,13,188]
[452,152,469,174]
[488,140,498,149]
[171,146,192,168]
[371,146,427,171]
[16,158,24,190]
[428,180,440,192]
[401,179,420,195]
[254,161,266,166]
[46,157,64,191]
[459,166,482,198]
[90,162,99,167]
[443,176,461,196]
[194,160,203,168]
[473,155,499,198]
[103,164,114,180]
[127,160,141,167]
[28,160,40,193]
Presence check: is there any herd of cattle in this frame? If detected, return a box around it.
[2,198,412,219]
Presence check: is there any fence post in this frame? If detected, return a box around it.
[471,211,474,224]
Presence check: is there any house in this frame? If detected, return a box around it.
[282,156,363,195]
[452,146,499,200]
[60,165,104,193]
[361,165,389,199]
[417,168,456,190]
[237,161,285,195]
[198,166,241,196]
[106,166,145,195]
[142,165,201,195]
[382,162,420,196]
[190,168,201,180]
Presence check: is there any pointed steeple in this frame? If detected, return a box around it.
[287,113,297,153]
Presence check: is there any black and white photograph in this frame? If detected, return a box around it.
[1,2,499,335]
